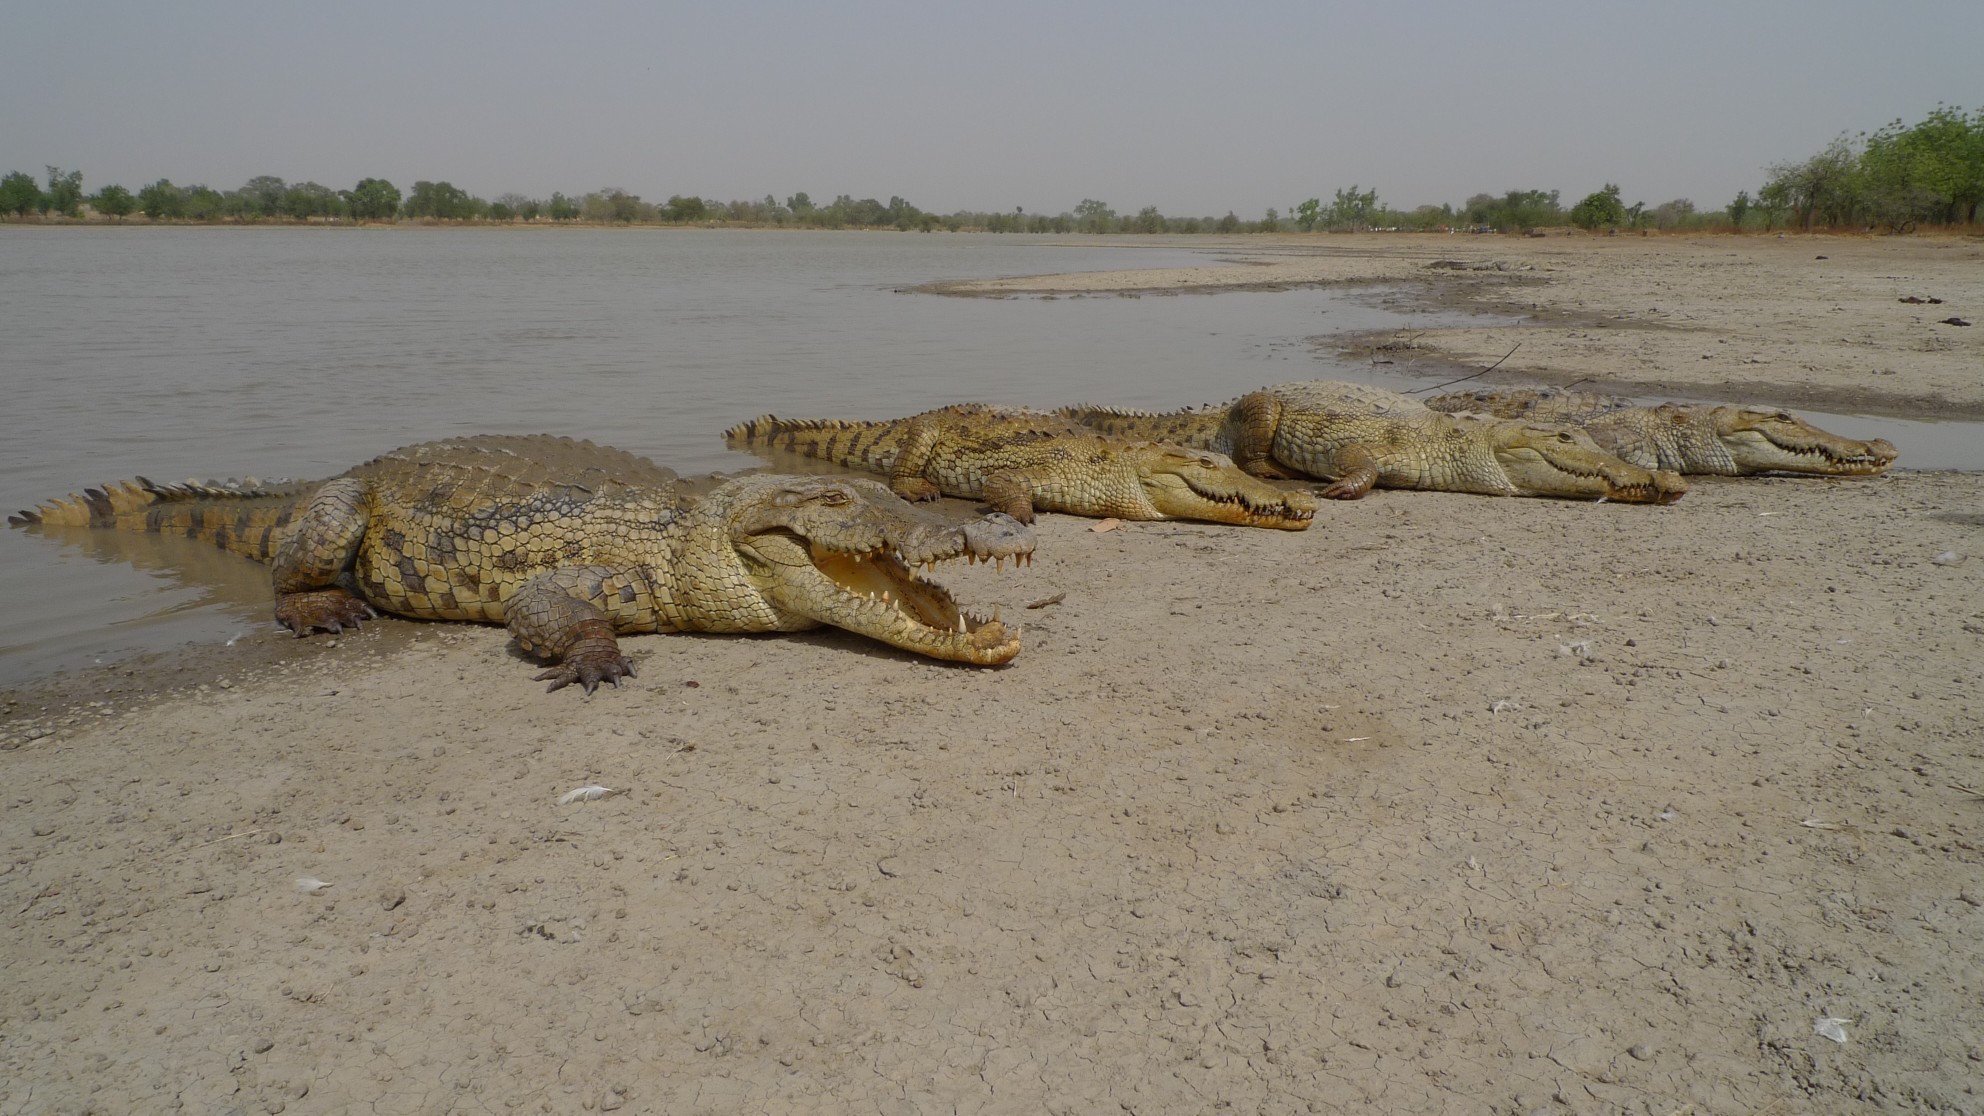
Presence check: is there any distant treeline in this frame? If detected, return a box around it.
[7,105,1977,235]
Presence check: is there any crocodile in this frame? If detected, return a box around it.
[1424,388,1899,476]
[1064,381,1688,503]
[10,435,1033,692]
[723,404,1317,528]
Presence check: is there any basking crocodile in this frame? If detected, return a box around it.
[10,435,1033,692]
[1424,388,1899,476]
[1064,381,1688,503]
[723,404,1317,528]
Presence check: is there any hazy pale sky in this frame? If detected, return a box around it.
[5,0,1979,217]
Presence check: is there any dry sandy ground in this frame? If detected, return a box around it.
[4,234,1982,1115]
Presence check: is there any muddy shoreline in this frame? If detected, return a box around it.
[932,231,1984,420]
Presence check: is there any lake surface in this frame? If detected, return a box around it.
[0,228,1967,687]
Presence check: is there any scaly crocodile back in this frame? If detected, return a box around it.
[10,435,683,568]
[1057,403,1228,448]
[1253,380,1433,418]
[724,405,1097,474]
[1426,387,1636,424]
[344,434,680,502]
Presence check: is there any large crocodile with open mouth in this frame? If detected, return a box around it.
[1424,388,1899,476]
[723,404,1317,527]
[10,435,1033,692]
[1063,381,1687,503]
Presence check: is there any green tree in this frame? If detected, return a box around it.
[825,196,886,226]
[1727,190,1751,230]
[184,185,225,221]
[1860,105,1984,227]
[1569,184,1626,229]
[404,180,474,220]
[1405,203,1456,231]
[344,177,401,221]
[90,183,137,220]
[1327,185,1378,230]
[1463,189,1561,232]
[663,194,708,223]
[284,181,343,220]
[0,170,40,216]
[240,175,287,219]
[1130,205,1165,233]
[545,192,578,221]
[885,196,921,230]
[1074,198,1115,233]
[1650,198,1696,230]
[1505,188,1560,231]
[1294,198,1321,231]
[1762,136,1861,229]
[1260,207,1279,232]
[786,191,814,215]
[494,193,540,221]
[43,166,84,216]
[137,179,185,220]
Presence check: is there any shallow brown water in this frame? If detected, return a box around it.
[3,228,1497,686]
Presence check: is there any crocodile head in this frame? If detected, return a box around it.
[721,474,1030,664]
[1126,445,1318,529]
[1687,405,1898,476]
[1477,419,1690,504]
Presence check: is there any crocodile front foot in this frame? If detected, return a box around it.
[531,619,638,694]
[275,589,379,635]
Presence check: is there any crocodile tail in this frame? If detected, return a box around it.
[1059,404,1224,448]
[723,415,900,470]
[10,477,315,562]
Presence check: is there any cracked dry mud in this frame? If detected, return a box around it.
[4,234,1981,1114]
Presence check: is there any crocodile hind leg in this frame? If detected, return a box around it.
[1226,392,1297,479]
[505,567,643,694]
[886,414,946,503]
[269,478,379,634]
[1314,446,1381,500]
[976,472,1041,523]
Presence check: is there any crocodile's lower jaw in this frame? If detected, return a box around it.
[810,546,1021,663]
[1758,444,1899,475]
[1177,488,1318,530]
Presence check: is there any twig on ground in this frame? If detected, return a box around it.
[1406,343,1522,394]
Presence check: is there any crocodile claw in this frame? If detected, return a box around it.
[534,651,638,695]
[274,589,379,636]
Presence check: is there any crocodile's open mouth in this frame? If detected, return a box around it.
[807,542,1027,663]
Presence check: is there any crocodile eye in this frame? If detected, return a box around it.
[1772,412,1795,422]
[1197,456,1218,468]
[1556,432,1577,443]
[818,489,849,506]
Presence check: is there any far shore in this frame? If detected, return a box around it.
[926,230,1984,420]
